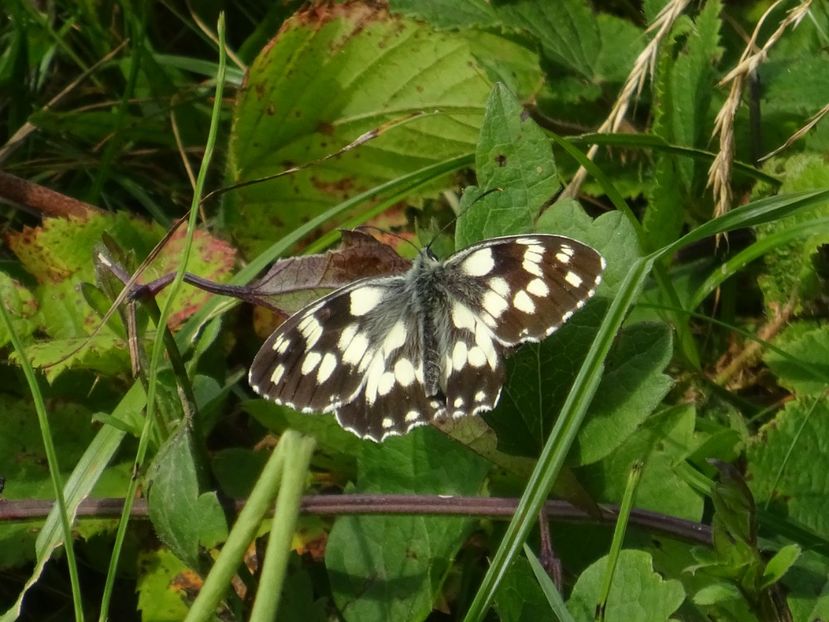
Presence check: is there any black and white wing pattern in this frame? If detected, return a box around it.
[249,234,605,442]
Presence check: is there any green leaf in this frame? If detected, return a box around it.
[692,582,742,606]
[567,550,685,622]
[536,201,642,297]
[493,557,556,622]
[146,423,228,568]
[456,83,558,247]
[0,272,37,348]
[748,395,829,538]
[494,0,599,81]
[755,154,829,311]
[784,550,829,622]
[761,544,801,590]
[490,320,672,464]
[389,0,499,29]
[325,428,489,622]
[764,322,829,395]
[274,561,328,622]
[578,405,703,521]
[573,322,673,465]
[225,4,491,255]
[136,548,192,621]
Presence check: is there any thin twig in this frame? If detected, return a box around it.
[0,494,713,546]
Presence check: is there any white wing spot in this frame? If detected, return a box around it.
[488,276,510,297]
[462,248,495,276]
[394,358,416,387]
[349,287,384,316]
[342,332,369,366]
[474,390,486,402]
[515,238,537,245]
[452,302,477,331]
[276,338,291,354]
[527,278,549,297]
[565,271,583,288]
[364,355,386,404]
[474,323,499,369]
[299,316,323,348]
[301,352,322,375]
[454,397,465,408]
[467,346,487,367]
[378,372,396,396]
[560,244,574,257]
[271,364,286,384]
[452,341,468,371]
[383,320,407,355]
[381,417,394,429]
[337,323,359,350]
[405,410,420,423]
[317,352,337,383]
[562,310,574,321]
[555,251,572,264]
[522,259,543,277]
[525,244,544,259]
[514,290,536,314]
[482,290,509,318]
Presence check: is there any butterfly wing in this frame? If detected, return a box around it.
[433,234,605,417]
[249,273,446,441]
[443,234,605,346]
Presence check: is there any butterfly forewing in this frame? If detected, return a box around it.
[444,236,605,346]
[249,233,605,442]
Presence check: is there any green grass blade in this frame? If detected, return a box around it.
[463,187,829,621]
[250,434,316,622]
[523,544,576,622]
[98,14,228,622]
[184,433,289,621]
[0,300,84,621]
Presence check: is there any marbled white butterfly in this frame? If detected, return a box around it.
[249,234,605,442]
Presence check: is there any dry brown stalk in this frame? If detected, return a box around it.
[563,0,692,198]
[708,0,813,219]
[760,102,829,162]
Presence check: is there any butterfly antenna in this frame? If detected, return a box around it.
[353,225,422,256]
[424,187,503,253]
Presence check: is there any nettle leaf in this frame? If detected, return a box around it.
[577,405,703,521]
[225,3,491,256]
[755,154,829,311]
[567,550,685,622]
[764,322,829,395]
[748,394,829,538]
[456,83,558,247]
[146,423,228,568]
[646,0,723,249]
[494,0,642,83]
[325,428,489,622]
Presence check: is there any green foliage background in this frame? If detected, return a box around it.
[1,1,829,621]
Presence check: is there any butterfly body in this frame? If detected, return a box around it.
[250,234,605,441]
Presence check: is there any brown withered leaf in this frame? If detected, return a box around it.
[170,229,412,320]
